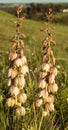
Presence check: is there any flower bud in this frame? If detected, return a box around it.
[20,50,24,57]
[9,86,19,96]
[21,33,26,39]
[42,54,47,61]
[9,52,17,61]
[20,41,24,48]
[17,5,22,15]
[52,56,55,65]
[48,83,58,93]
[11,42,16,49]
[35,98,43,107]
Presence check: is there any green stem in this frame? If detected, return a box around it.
[33,103,37,130]
[13,116,17,130]
[38,109,44,130]
[17,13,20,48]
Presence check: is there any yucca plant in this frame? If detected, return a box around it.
[34,8,59,130]
[5,6,29,130]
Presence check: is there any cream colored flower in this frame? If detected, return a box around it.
[8,68,17,79]
[6,97,15,107]
[19,106,26,116]
[17,93,27,103]
[38,79,47,89]
[48,83,58,93]
[15,106,26,116]
[48,74,55,84]
[50,67,57,76]
[11,69,17,79]
[9,86,19,96]
[8,68,13,77]
[46,103,54,112]
[42,63,50,72]
[20,65,29,75]
[15,107,20,115]
[38,90,48,99]
[21,56,27,65]
[40,71,47,79]
[47,95,54,103]
[14,77,25,89]
[35,98,43,107]
[14,58,22,67]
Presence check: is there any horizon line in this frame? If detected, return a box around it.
[0,2,68,3]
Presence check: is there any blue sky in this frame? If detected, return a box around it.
[0,0,68,3]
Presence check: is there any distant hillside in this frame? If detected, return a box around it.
[0,3,22,8]
[0,3,25,15]
[0,3,68,15]
[0,3,68,25]
[53,12,68,25]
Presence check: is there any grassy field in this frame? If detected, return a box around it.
[0,10,68,130]
[53,12,68,25]
[0,11,68,53]
[0,10,68,64]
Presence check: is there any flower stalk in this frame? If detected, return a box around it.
[35,8,58,130]
[6,6,29,116]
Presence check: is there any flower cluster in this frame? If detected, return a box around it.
[6,6,29,116]
[35,8,58,116]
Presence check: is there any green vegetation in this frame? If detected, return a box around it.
[53,12,68,25]
[0,10,68,130]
